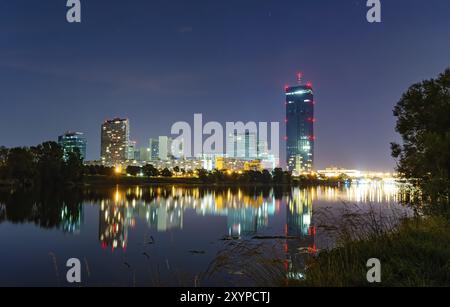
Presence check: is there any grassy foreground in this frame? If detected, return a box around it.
[300,216,450,287]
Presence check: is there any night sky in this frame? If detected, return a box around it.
[1,0,449,171]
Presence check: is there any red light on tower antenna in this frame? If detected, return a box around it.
[306,81,313,88]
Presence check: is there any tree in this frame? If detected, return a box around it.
[6,147,36,187]
[126,165,141,176]
[62,149,84,183]
[261,169,272,184]
[272,168,292,184]
[161,168,173,178]
[391,69,450,214]
[0,146,7,165]
[33,142,64,186]
[0,146,8,180]
[196,168,209,183]
[143,164,159,177]
[272,168,284,183]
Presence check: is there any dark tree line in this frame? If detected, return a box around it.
[0,188,83,231]
[116,165,344,186]
[84,164,116,176]
[0,142,84,189]
[195,168,292,184]
[391,68,449,215]
[104,163,293,184]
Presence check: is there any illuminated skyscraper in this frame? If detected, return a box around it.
[58,131,87,161]
[138,147,150,162]
[128,140,137,160]
[149,138,159,161]
[226,131,257,160]
[101,118,130,166]
[158,136,173,161]
[285,77,315,173]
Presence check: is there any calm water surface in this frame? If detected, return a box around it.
[0,183,406,286]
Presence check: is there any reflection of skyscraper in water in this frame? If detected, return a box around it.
[285,188,316,282]
[143,199,184,232]
[60,204,84,234]
[226,197,276,237]
[99,199,129,251]
[96,187,277,246]
[193,191,276,237]
[286,188,313,237]
[227,207,259,237]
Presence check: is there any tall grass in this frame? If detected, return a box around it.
[202,240,287,287]
[302,216,450,287]
[203,204,450,287]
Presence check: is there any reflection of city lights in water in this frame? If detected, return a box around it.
[316,182,399,203]
[97,184,402,251]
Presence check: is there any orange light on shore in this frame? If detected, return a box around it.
[114,165,122,174]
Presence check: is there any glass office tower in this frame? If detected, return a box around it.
[58,131,87,161]
[149,138,160,161]
[226,131,258,160]
[285,83,315,173]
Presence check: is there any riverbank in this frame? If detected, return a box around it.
[82,175,344,188]
[299,216,450,287]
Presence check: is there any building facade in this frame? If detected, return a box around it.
[226,131,258,160]
[158,136,172,161]
[58,131,87,161]
[101,118,130,166]
[149,138,159,161]
[128,140,136,160]
[285,83,315,173]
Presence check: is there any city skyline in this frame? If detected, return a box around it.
[0,0,448,290]
[1,1,450,171]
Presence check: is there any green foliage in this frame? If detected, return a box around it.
[5,147,36,187]
[192,168,294,185]
[392,69,450,215]
[126,165,141,176]
[272,168,292,184]
[142,164,159,177]
[62,149,84,184]
[301,217,450,287]
[197,168,209,183]
[34,141,64,185]
[0,142,85,188]
[84,164,114,176]
[160,168,173,178]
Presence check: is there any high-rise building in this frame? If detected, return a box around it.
[149,138,159,161]
[285,79,315,173]
[58,132,87,161]
[137,147,150,162]
[128,140,137,160]
[101,118,130,166]
[158,136,173,161]
[226,132,257,160]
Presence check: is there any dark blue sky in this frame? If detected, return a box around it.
[1,0,449,170]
